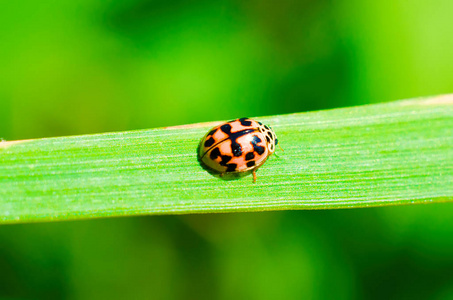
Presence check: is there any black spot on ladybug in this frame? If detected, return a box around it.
[226,163,237,172]
[251,135,261,145]
[268,132,273,140]
[257,121,263,125]
[264,125,270,130]
[246,161,255,168]
[231,142,242,157]
[251,135,264,155]
[208,128,217,136]
[254,145,265,155]
[239,118,252,126]
[250,135,265,155]
[228,129,255,140]
[275,139,279,145]
[204,137,215,148]
[245,152,255,160]
[210,147,221,160]
[220,155,232,166]
[266,135,271,143]
[221,124,232,134]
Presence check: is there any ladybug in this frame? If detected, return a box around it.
[198,117,278,182]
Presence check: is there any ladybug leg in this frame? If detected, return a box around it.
[252,170,257,183]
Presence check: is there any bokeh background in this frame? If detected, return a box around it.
[1,0,453,299]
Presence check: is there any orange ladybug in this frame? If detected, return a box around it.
[198,118,278,182]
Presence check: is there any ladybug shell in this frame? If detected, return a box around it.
[198,118,271,174]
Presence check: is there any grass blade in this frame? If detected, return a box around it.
[1,95,452,224]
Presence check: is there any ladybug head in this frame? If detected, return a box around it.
[259,123,278,154]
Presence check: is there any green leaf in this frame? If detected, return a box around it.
[1,95,452,224]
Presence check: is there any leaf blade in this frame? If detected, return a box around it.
[1,95,452,223]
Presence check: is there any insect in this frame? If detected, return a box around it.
[198,117,278,183]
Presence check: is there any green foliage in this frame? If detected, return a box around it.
[1,95,452,224]
[2,1,453,299]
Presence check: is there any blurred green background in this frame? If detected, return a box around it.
[1,0,453,299]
